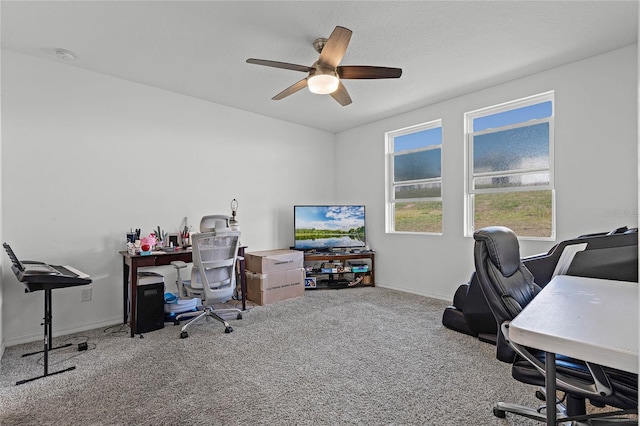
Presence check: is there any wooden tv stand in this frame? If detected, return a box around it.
[303,251,375,289]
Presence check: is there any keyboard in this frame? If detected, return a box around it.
[55,264,90,278]
[22,263,60,274]
[17,264,92,291]
[24,263,90,279]
[3,242,92,291]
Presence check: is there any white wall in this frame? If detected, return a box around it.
[0,39,4,358]
[1,50,336,346]
[2,45,637,347]
[336,45,638,300]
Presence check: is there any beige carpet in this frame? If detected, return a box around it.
[0,286,629,425]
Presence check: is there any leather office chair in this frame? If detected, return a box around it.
[174,230,242,337]
[443,226,638,343]
[473,226,638,423]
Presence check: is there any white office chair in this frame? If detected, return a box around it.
[173,230,242,337]
[196,214,244,300]
[171,214,240,320]
[199,214,232,233]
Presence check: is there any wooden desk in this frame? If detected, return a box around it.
[509,275,638,425]
[120,247,247,338]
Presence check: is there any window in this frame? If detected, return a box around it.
[465,92,554,239]
[386,120,442,233]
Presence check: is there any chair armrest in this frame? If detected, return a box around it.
[171,260,188,269]
[585,362,615,397]
[501,322,613,398]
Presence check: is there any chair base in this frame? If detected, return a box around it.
[493,401,571,424]
[493,401,637,425]
[176,306,242,337]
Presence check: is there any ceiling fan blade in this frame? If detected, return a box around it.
[338,66,403,79]
[272,78,308,100]
[246,58,311,73]
[330,82,352,106]
[318,26,352,68]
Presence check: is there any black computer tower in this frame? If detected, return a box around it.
[136,272,165,333]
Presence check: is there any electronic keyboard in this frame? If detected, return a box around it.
[3,243,91,291]
[3,242,93,385]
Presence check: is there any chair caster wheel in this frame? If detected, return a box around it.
[174,320,181,326]
[535,390,546,401]
[180,331,189,339]
[225,326,233,333]
[237,313,243,320]
[493,407,506,418]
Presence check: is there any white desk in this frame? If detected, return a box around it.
[509,275,638,425]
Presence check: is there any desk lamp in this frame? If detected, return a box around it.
[230,199,240,232]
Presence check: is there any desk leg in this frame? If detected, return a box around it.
[122,257,138,337]
[545,352,557,426]
[122,258,129,325]
[239,258,247,311]
[129,262,139,338]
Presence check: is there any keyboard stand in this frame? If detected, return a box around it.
[16,288,76,385]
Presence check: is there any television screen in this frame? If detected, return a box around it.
[294,205,366,250]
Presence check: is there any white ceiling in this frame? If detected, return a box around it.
[2,1,638,133]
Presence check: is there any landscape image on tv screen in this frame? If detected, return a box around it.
[294,205,366,250]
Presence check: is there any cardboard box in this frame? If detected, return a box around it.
[244,249,303,274]
[246,268,305,305]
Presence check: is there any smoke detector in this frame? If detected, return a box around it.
[55,49,76,61]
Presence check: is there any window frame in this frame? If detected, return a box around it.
[385,119,443,235]
[464,91,555,240]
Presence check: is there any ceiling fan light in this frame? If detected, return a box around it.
[308,74,339,94]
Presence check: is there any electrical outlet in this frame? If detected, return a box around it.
[81,288,92,302]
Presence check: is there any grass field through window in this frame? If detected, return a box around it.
[474,190,552,237]
[394,190,552,237]
[394,201,443,233]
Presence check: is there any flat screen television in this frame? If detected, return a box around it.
[294,205,366,251]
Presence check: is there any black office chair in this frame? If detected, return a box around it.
[473,226,638,423]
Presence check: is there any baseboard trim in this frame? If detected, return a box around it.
[4,316,124,348]
[374,283,451,301]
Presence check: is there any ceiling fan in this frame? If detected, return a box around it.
[246,26,402,106]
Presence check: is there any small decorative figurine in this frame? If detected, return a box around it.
[140,234,156,255]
